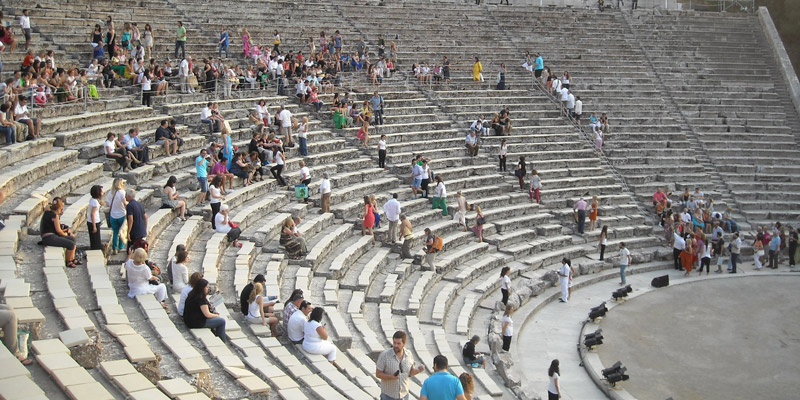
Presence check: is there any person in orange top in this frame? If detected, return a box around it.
[589,195,599,231]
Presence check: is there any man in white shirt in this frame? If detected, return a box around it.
[470,116,487,136]
[19,9,31,51]
[13,97,40,138]
[573,96,583,127]
[278,105,292,139]
[319,172,331,213]
[673,232,686,270]
[288,300,313,344]
[560,87,569,117]
[383,194,401,244]
[200,102,218,133]
[465,131,478,157]
[179,56,192,93]
[618,242,631,285]
[558,258,571,303]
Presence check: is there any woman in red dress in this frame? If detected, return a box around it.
[361,196,375,242]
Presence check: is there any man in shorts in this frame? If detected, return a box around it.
[411,160,424,199]
[534,52,544,82]
[196,149,210,202]
[19,9,31,51]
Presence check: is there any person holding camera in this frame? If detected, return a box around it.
[376,330,425,400]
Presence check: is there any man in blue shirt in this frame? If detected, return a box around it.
[370,91,384,125]
[218,27,229,59]
[420,355,465,400]
[768,230,781,269]
[534,52,544,79]
[196,148,209,202]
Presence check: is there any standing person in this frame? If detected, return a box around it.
[594,129,604,152]
[183,278,227,342]
[673,231,686,270]
[788,226,798,267]
[400,215,413,259]
[106,178,127,254]
[419,355,466,400]
[378,134,387,169]
[618,242,631,285]
[768,229,781,269]
[574,96,583,127]
[547,360,561,400]
[534,52,544,83]
[442,56,451,84]
[699,237,712,275]
[277,105,293,147]
[500,266,511,305]
[515,156,527,191]
[298,161,311,203]
[558,258,570,302]
[19,9,31,51]
[179,55,192,93]
[370,91,384,125]
[174,21,186,60]
[496,63,506,90]
[433,176,448,216]
[573,196,588,234]
[501,306,514,352]
[87,185,104,250]
[319,172,331,213]
[498,139,508,172]
[362,196,376,241]
[125,189,148,259]
[472,57,483,83]
[376,331,425,400]
[753,233,764,270]
[196,149,210,203]
[218,27,229,59]
[598,225,608,261]
[297,116,309,156]
[142,24,153,60]
[453,191,469,232]
[529,169,542,204]
[472,206,485,242]
[411,160,424,199]
[269,145,286,186]
[384,194,401,244]
[729,232,741,274]
[589,195,599,232]
[420,159,432,199]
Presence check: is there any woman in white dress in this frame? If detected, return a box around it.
[126,248,168,308]
[302,307,339,367]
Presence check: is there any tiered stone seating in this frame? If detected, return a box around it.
[628,12,800,226]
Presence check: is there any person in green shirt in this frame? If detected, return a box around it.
[174,21,186,60]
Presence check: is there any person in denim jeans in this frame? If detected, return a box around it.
[218,27,229,59]
[0,103,16,145]
[183,278,226,342]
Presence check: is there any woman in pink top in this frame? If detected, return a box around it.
[211,158,234,193]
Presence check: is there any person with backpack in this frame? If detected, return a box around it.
[424,228,442,271]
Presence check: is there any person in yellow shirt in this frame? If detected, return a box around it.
[472,56,483,82]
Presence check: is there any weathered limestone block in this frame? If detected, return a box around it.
[70,333,102,369]
[135,353,162,383]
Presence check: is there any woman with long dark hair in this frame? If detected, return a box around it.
[183,278,227,342]
[162,175,188,221]
[598,225,608,260]
[547,359,561,399]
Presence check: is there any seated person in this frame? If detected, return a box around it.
[170,250,189,293]
[302,307,339,366]
[288,300,312,344]
[465,131,479,157]
[280,217,307,260]
[40,197,79,268]
[210,157,235,194]
[178,272,203,316]
[214,204,242,248]
[462,335,487,368]
[244,282,280,337]
[104,132,133,171]
[126,248,168,308]
[0,305,33,365]
[162,175,188,221]
[167,120,185,149]
[200,102,219,133]
[155,119,178,156]
[183,278,226,342]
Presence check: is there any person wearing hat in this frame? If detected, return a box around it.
[214,204,242,247]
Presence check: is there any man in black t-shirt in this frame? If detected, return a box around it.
[155,119,178,156]
[462,335,486,368]
[125,189,148,260]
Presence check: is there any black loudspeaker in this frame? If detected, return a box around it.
[651,275,669,288]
